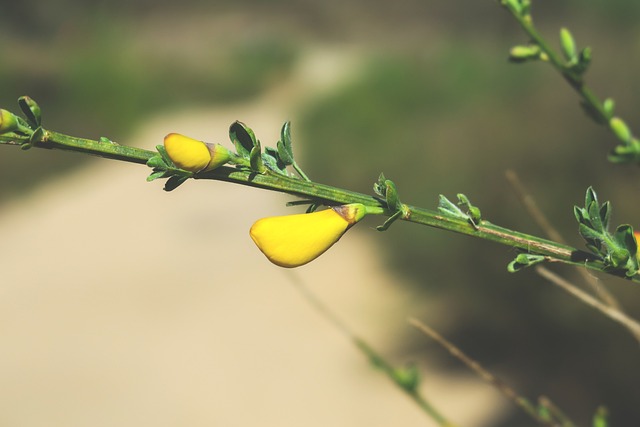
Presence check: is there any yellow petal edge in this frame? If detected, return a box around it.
[249,204,366,268]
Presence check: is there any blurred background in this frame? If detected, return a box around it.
[1,0,640,425]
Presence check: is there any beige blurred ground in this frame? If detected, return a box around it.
[0,49,506,427]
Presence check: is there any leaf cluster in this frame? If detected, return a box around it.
[574,187,638,277]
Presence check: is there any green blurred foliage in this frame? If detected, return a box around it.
[0,6,297,198]
[2,0,640,425]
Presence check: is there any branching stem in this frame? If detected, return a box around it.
[1,128,636,283]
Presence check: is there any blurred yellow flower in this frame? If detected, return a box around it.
[0,109,18,133]
[163,133,231,172]
[250,204,366,268]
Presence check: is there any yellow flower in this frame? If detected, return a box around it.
[0,109,18,133]
[163,133,231,172]
[250,204,367,268]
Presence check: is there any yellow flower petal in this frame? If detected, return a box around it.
[250,207,361,268]
[164,133,211,172]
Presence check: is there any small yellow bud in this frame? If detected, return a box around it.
[249,204,367,268]
[0,109,19,133]
[164,133,211,172]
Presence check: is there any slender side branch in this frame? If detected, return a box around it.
[500,0,640,163]
[287,271,456,427]
[409,317,565,427]
[535,266,640,339]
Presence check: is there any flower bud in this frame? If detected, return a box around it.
[0,109,19,133]
[164,133,231,172]
[249,203,367,268]
[610,117,632,144]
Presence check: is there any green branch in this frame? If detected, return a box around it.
[499,0,640,163]
[1,101,637,284]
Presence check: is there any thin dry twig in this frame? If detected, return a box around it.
[285,271,456,427]
[535,266,640,338]
[408,317,562,427]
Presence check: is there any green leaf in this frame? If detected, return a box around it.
[27,126,45,149]
[146,155,167,169]
[507,253,546,272]
[146,170,168,182]
[262,147,287,174]
[250,141,265,173]
[373,173,387,197]
[164,175,188,192]
[574,206,586,224]
[437,195,467,220]
[385,180,400,211]
[457,193,482,227]
[229,121,257,158]
[18,96,42,127]
[578,223,603,244]
[560,28,577,62]
[599,201,611,230]
[614,225,637,272]
[277,121,294,165]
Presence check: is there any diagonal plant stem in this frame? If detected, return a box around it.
[1,128,639,284]
[535,266,640,340]
[499,0,640,162]
[409,317,567,427]
[285,271,456,427]
[500,2,609,123]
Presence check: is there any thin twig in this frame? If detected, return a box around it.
[285,270,457,427]
[535,266,640,339]
[408,317,563,427]
[505,169,621,310]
